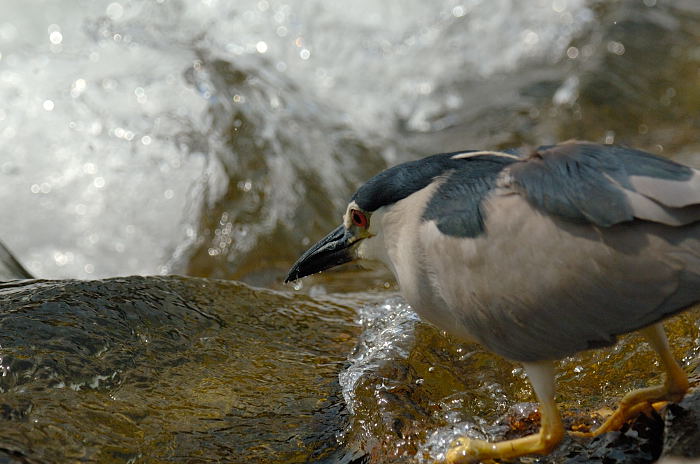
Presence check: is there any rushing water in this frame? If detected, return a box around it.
[1,0,700,463]
[0,0,597,281]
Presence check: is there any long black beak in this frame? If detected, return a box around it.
[285,225,355,283]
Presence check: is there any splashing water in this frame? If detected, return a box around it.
[339,296,420,413]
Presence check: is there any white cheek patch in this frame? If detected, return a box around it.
[355,207,394,268]
[343,200,362,228]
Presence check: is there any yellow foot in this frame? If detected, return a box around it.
[446,426,564,463]
[571,324,689,438]
[570,381,687,438]
[444,361,565,463]
[570,398,654,437]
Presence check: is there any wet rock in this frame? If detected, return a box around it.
[181,56,390,287]
[0,276,364,463]
[663,388,700,459]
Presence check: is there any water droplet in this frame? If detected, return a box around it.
[49,31,63,45]
[552,0,567,13]
[83,162,97,174]
[604,130,615,144]
[106,2,124,20]
[71,78,87,98]
[523,30,539,45]
[607,41,625,55]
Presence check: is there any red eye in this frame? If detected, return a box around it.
[351,209,368,228]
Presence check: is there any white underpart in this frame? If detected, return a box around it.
[356,206,395,274]
[356,181,469,335]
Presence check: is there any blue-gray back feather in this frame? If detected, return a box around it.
[422,156,515,237]
[507,142,700,228]
[354,141,700,242]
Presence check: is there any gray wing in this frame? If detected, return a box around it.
[469,142,700,360]
[505,141,700,227]
[427,195,700,362]
[422,142,700,361]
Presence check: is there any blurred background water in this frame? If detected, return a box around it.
[1,0,700,462]
[2,0,697,285]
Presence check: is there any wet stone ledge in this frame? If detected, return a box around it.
[0,276,362,463]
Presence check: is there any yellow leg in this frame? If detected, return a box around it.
[446,361,565,463]
[571,322,689,438]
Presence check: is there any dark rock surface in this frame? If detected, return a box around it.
[0,276,363,463]
[664,386,700,459]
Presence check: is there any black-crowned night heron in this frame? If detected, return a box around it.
[285,141,699,462]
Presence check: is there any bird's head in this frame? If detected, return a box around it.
[284,199,381,283]
[284,152,478,283]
